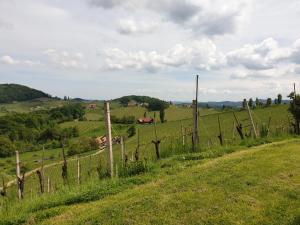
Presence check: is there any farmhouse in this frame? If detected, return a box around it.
[87,103,97,110]
[127,100,138,107]
[95,136,107,148]
[138,118,154,124]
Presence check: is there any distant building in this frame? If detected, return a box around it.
[127,100,138,107]
[95,136,107,148]
[87,104,97,110]
[137,118,154,124]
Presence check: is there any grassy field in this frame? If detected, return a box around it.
[1,138,299,225]
[0,104,292,192]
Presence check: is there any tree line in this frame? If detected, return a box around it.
[242,94,283,109]
[0,103,85,157]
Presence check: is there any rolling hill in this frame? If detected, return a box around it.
[0,84,51,103]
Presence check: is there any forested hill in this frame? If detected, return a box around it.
[0,84,51,103]
[113,95,167,105]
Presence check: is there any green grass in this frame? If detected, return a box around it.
[1,138,299,225]
[38,139,300,225]
[0,104,292,198]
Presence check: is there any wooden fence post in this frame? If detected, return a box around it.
[152,119,161,160]
[233,112,244,140]
[77,156,81,185]
[135,129,140,161]
[180,121,185,147]
[0,177,6,197]
[120,136,125,164]
[104,101,114,178]
[61,146,68,185]
[246,101,257,138]
[47,177,50,193]
[15,151,22,200]
[192,75,200,151]
[232,121,236,139]
[217,115,223,146]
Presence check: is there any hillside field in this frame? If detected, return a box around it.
[0,139,299,225]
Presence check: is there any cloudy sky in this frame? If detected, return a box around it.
[0,0,300,101]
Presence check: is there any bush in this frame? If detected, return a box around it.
[127,125,136,138]
[119,161,149,177]
[67,137,99,156]
[0,136,16,157]
[111,115,135,124]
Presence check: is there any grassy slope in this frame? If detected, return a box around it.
[35,139,300,225]
[0,104,291,187]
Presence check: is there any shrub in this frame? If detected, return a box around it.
[0,136,16,157]
[111,115,135,124]
[127,125,136,138]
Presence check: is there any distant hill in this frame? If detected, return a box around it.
[113,95,168,106]
[0,84,51,103]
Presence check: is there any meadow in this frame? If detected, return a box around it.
[0,102,293,199]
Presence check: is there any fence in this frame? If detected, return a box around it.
[0,109,295,202]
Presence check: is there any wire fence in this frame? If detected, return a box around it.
[0,110,295,202]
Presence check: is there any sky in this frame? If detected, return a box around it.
[0,0,300,101]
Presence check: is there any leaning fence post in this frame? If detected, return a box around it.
[217,115,223,146]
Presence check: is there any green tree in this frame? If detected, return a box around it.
[288,92,300,134]
[266,98,272,107]
[249,98,253,108]
[242,99,247,109]
[0,136,15,157]
[277,94,282,104]
[255,98,259,107]
[127,125,136,138]
[160,109,165,123]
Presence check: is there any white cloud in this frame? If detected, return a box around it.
[226,38,292,70]
[117,19,157,35]
[0,55,41,67]
[102,39,225,72]
[43,49,88,69]
[88,0,249,36]
[0,55,19,65]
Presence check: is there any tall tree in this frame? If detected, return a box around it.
[266,98,272,107]
[249,98,253,108]
[288,92,300,134]
[255,98,259,107]
[277,94,282,104]
[159,109,165,123]
[242,99,247,109]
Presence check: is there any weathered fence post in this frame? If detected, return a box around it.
[246,101,258,138]
[104,101,114,178]
[217,115,223,146]
[152,119,161,160]
[180,121,185,147]
[192,75,200,151]
[61,146,68,185]
[77,156,81,185]
[232,121,236,139]
[233,112,244,139]
[135,129,140,161]
[36,146,45,194]
[0,177,6,197]
[15,151,22,200]
[120,136,125,164]
[47,177,50,193]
